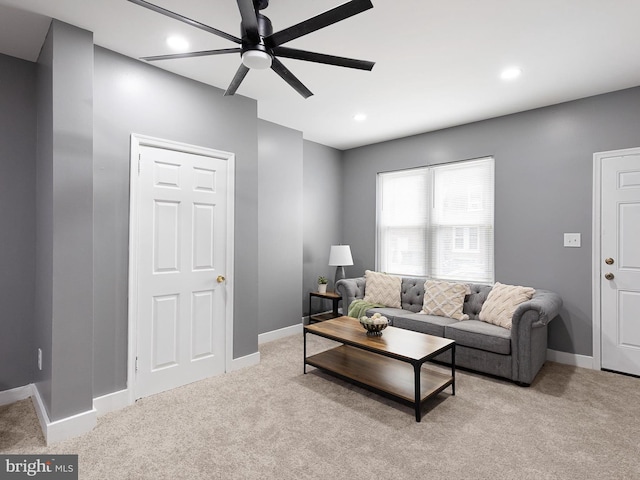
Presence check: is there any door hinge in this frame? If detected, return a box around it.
[138,154,141,175]
[135,356,139,372]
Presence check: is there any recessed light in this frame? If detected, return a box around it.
[500,67,522,81]
[166,36,189,51]
[353,113,367,122]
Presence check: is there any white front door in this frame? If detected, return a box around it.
[600,149,640,376]
[134,143,229,399]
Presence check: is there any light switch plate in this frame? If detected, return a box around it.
[564,233,581,247]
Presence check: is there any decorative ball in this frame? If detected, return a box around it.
[359,313,389,336]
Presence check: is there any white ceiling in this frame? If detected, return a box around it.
[1,0,640,150]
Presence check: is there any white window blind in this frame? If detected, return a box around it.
[377,157,494,283]
[377,168,429,276]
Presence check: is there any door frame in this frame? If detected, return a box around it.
[592,146,640,371]
[127,134,235,403]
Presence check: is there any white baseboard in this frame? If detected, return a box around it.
[93,389,131,417]
[0,384,33,407]
[228,351,260,372]
[547,349,595,369]
[32,385,97,445]
[258,322,303,345]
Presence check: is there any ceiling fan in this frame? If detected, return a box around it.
[128,0,375,98]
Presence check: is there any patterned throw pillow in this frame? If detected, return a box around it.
[421,280,470,320]
[363,270,401,308]
[479,282,535,329]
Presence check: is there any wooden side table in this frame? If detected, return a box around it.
[308,291,342,323]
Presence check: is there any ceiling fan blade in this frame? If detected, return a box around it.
[236,0,260,43]
[128,0,241,44]
[265,0,373,48]
[273,47,374,71]
[224,64,250,96]
[142,48,241,62]
[271,58,313,99]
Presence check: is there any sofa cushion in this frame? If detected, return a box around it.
[422,280,470,320]
[393,313,459,337]
[479,282,535,329]
[364,270,402,308]
[444,320,511,355]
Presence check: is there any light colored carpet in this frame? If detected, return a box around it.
[1,334,639,480]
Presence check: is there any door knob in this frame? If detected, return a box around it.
[605,258,614,265]
[604,272,614,280]
[217,275,226,283]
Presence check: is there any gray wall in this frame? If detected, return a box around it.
[35,20,95,421]
[257,120,303,333]
[0,53,36,391]
[302,140,343,316]
[342,86,640,357]
[93,47,260,396]
[34,23,54,411]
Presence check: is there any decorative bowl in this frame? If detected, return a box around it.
[359,314,389,336]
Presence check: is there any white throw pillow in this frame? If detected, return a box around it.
[479,282,535,329]
[363,270,401,308]
[421,280,469,320]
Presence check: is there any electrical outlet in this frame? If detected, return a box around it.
[37,348,42,371]
[564,233,581,248]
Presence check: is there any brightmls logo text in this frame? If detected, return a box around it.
[0,456,77,480]
[5,458,50,476]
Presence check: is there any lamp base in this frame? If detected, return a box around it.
[334,266,346,288]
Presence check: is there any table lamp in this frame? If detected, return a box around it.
[328,245,353,287]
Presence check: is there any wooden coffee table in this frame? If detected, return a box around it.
[304,316,455,422]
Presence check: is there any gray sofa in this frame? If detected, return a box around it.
[335,277,563,385]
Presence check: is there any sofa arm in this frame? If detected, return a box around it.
[512,289,563,329]
[510,289,562,384]
[335,277,366,315]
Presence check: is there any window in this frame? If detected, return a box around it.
[452,227,479,252]
[376,157,494,283]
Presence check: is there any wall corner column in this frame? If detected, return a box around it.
[35,19,95,432]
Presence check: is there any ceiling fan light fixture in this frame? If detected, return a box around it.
[130,0,375,98]
[500,66,522,81]
[242,50,273,70]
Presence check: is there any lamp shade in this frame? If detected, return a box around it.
[328,245,353,266]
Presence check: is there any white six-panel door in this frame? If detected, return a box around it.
[134,143,229,399]
[600,150,640,376]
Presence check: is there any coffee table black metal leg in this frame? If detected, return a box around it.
[414,362,421,422]
[451,343,456,395]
